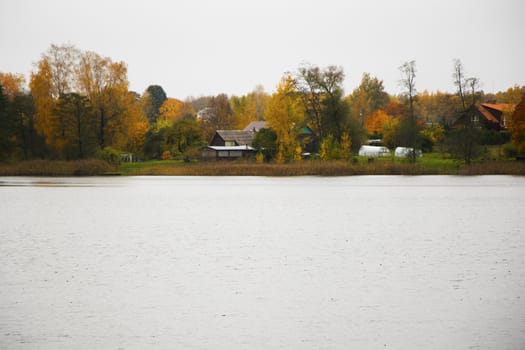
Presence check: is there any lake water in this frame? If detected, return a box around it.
[0,175,524,349]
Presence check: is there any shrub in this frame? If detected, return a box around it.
[98,147,121,165]
[320,135,342,160]
[256,152,264,164]
[183,147,200,162]
[502,142,518,158]
[161,150,173,160]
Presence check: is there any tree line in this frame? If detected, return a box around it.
[1,43,524,163]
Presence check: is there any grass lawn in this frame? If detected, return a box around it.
[1,153,522,177]
[119,159,187,175]
[116,152,524,176]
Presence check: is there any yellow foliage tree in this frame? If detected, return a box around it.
[231,94,258,129]
[231,86,269,129]
[30,44,81,156]
[340,132,352,160]
[0,72,25,100]
[30,58,66,153]
[159,98,195,122]
[381,117,400,149]
[265,76,305,161]
[77,51,134,150]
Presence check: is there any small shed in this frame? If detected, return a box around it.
[200,145,256,161]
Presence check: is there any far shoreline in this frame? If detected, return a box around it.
[1,158,525,177]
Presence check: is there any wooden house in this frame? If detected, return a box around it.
[209,130,256,147]
[454,103,514,131]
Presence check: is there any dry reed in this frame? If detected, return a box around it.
[0,159,117,176]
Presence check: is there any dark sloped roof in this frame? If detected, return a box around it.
[216,130,255,146]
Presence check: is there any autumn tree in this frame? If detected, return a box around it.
[347,73,389,126]
[187,96,212,112]
[54,93,94,158]
[382,116,401,150]
[42,44,80,99]
[265,76,306,161]
[0,74,39,160]
[231,85,270,129]
[251,85,269,120]
[510,95,525,154]
[198,94,236,142]
[365,109,391,136]
[449,60,483,165]
[158,98,195,123]
[172,118,205,157]
[495,85,525,105]
[0,72,25,99]
[231,94,257,130]
[143,117,203,160]
[295,64,349,141]
[421,124,445,151]
[125,103,149,155]
[0,85,12,158]
[453,59,483,109]
[417,91,458,126]
[453,59,468,110]
[30,58,63,154]
[30,44,80,156]
[398,60,419,162]
[10,93,40,159]
[77,50,136,150]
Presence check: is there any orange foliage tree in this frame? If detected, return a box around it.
[364,109,391,136]
[510,95,525,154]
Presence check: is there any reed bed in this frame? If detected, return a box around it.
[0,159,117,176]
[457,161,525,175]
[123,160,458,176]
[2,159,524,177]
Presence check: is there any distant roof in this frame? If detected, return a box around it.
[299,125,313,135]
[216,130,255,146]
[243,121,267,132]
[205,145,256,151]
[196,107,215,120]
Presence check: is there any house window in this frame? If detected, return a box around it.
[471,115,479,123]
[225,141,235,146]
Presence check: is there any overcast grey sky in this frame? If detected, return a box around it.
[1,0,524,99]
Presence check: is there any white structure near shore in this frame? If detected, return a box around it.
[394,147,422,158]
[358,145,391,157]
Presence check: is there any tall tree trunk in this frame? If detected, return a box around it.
[76,110,83,159]
[99,107,105,149]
